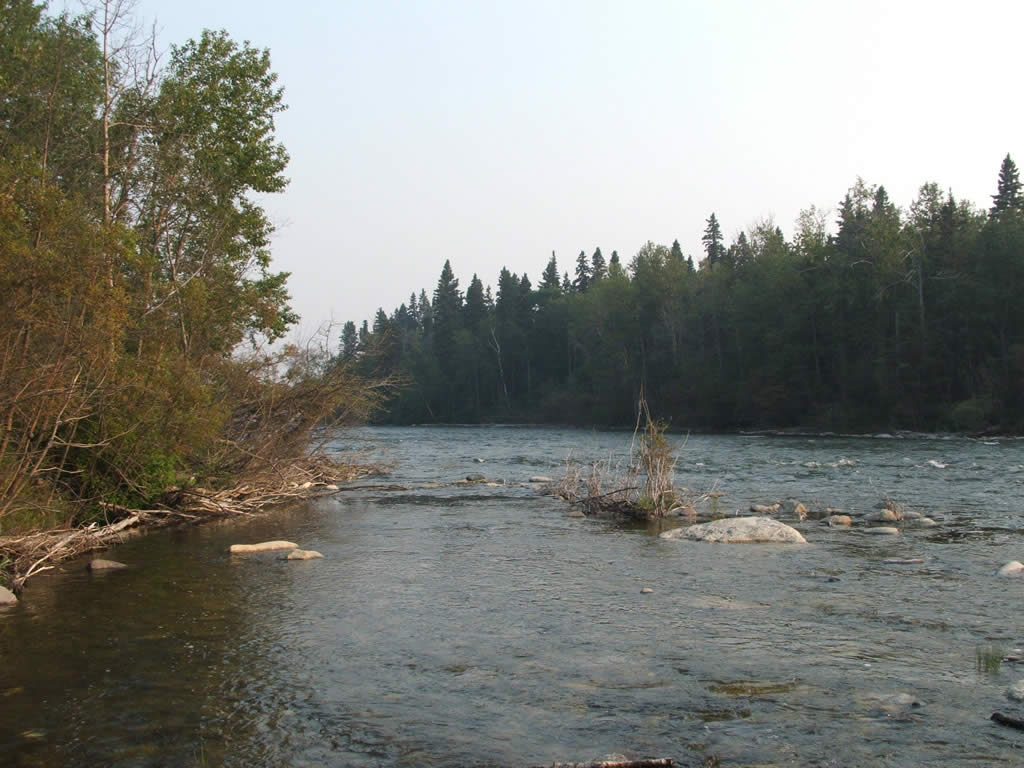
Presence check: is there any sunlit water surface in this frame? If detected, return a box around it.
[3,427,1024,766]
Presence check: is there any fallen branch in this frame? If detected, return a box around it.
[991,712,1024,730]
[532,760,673,768]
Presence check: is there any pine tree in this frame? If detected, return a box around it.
[541,251,561,293]
[573,250,591,293]
[561,271,571,293]
[702,213,724,266]
[432,260,462,371]
[591,247,607,282]
[464,274,487,330]
[991,153,1022,216]
[340,320,358,360]
[608,250,624,279]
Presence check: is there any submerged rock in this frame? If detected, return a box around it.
[465,473,487,482]
[229,541,298,553]
[863,526,900,535]
[865,508,901,523]
[0,586,16,605]
[824,515,853,527]
[907,517,938,527]
[661,516,807,544]
[281,549,323,561]
[529,476,554,484]
[750,503,780,515]
[781,499,809,520]
[997,561,1024,577]
[88,559,127,570]
[1007,680,1024,701]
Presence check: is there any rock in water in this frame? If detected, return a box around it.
[865,508,901,523]
[281,549,323,561]
[465,473,486,482]
[529,476,553,483]
[1008,680,1024,701]
[998,561,1024,577]
[750,503,781,515]
[88,559,127,570]
[229,541,298,553]
[824,515,853,527]
[0,586,17,605]
[661,516,807,544]
[864,526,900,535]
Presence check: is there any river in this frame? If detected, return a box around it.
[2,426,1024,766]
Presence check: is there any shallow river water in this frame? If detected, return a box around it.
[3,427,1024,767]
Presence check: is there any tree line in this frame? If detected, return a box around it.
[347,156,1024,432]
[0,1,375,529]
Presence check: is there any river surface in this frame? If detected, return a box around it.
[3,427,1024,767]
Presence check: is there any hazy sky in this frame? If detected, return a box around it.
[124,0,1022,341]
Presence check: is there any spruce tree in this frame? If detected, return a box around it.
[541,251,561,293]
[702,213,724,266]
[572,250,591,293]
[991,153,1022,216]
[591,247,607,282]
[340,320,358,360]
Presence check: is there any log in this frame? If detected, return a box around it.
[991,712,1024,730]
[532,760,673,768]
[229,541,298,553]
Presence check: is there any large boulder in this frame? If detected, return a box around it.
[661,516,807,544]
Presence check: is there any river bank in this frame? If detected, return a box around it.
[0,454,385,596]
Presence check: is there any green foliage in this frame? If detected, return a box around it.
[0,4,387,532]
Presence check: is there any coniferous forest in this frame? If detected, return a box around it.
[349,160,1024,433]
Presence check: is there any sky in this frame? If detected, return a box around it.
[112,0,1024,341]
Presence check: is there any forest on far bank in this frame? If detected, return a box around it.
[345,157,1024,433]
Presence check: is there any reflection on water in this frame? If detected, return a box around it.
[2,428,1024,766]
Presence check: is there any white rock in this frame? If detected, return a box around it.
[864,526,900,535]
[661,516,807,544]
[325,484,339,491]
[281,549,323,561]
[0,586,17,605]
[997,561,1024,577]
[1007,680,1024,701]
[640,587,654,594]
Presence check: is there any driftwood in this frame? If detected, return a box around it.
[0,454,383,591]
[991,712,1024,730]
[532,760,672,768]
